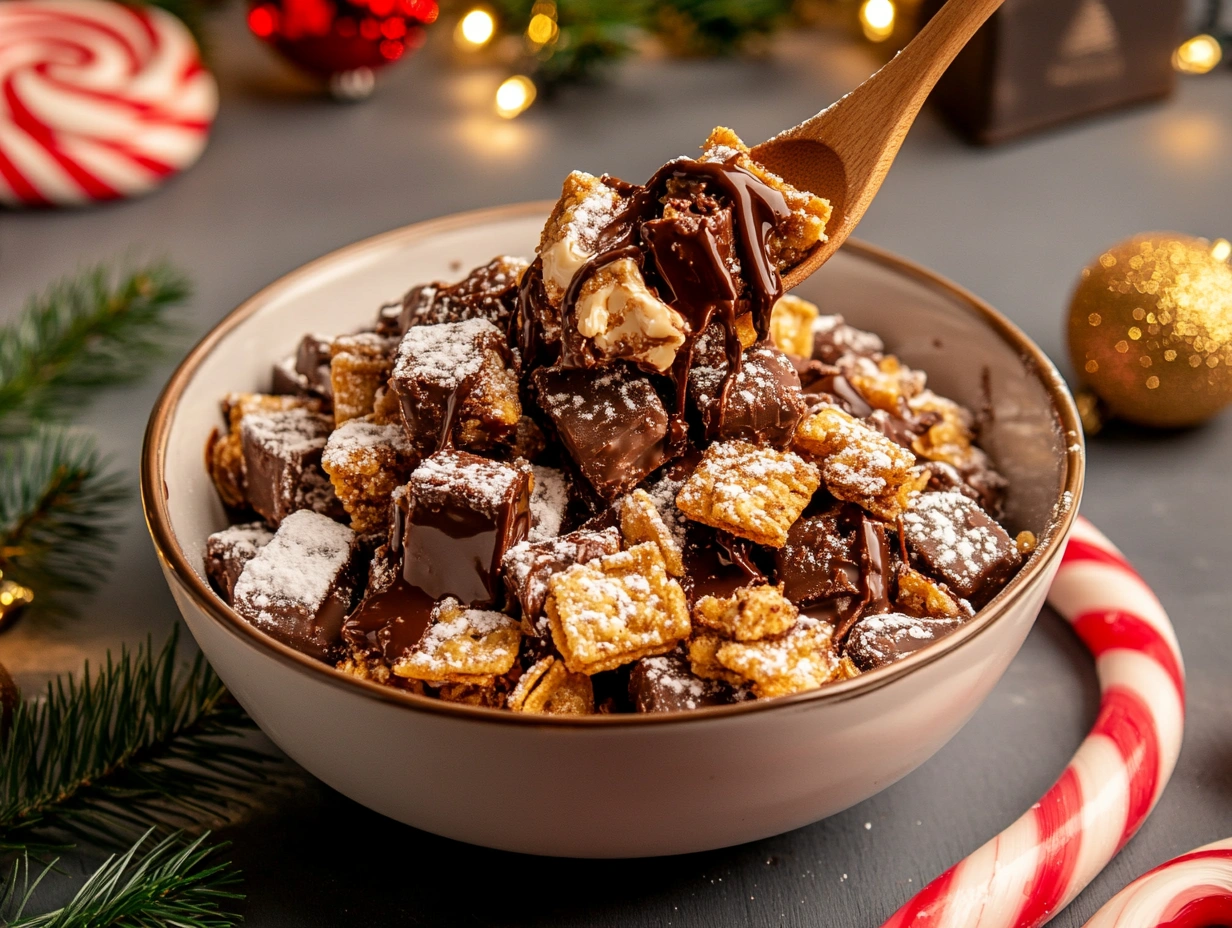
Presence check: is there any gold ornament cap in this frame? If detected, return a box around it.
[1067,232,1232,428]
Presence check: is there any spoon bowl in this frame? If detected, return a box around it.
[751,0,1005,289]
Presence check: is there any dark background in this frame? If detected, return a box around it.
[3,8,1231,925]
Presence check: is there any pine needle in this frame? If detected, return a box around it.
[0,631,279,856]
[0,261,190,438]
[0,429,127,618]
[1,831,242,928]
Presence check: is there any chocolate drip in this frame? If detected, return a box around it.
[521,156,791,449]
[343,573,436,663]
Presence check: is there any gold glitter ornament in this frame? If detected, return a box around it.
[0,570,34,632]
[1067,232,1232,428]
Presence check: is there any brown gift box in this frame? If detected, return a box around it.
[920,0,1186,144]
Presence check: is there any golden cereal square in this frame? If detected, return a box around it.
[392,598,521,685]
[700,126,832,269]
[620,488,685,576]
[321,417,417,532]
[675,441,819,547]
[769,295,819,358]
[507,656,594,715]
[330,334,395,425]
[686,634,747,686]
[545,542,690,674]
[794,406,926,520]
[896,567,963,618]
[716,617,841,698]
[693,583,799,642]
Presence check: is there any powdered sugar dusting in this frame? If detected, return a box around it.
[410,451,529,512]
[322,418,411,470]
[393,317,499,390]
[232,510,354,628]
[529,465,567,541]
[240,407,331,457]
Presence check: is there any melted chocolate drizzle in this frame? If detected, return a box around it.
[520,155,792,449]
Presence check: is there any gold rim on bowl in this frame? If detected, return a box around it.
[141,201,1086,729]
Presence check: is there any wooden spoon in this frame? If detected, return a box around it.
[751,0,1005,290]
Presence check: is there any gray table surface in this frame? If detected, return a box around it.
[3,9,1231,925]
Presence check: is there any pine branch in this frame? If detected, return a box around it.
[0,261,190,438]
[0,429,127,618]
[1,831,242,928]
[0,631,279,856]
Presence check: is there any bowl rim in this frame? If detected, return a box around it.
[141,200,1085,729]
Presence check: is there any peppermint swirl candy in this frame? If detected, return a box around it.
[0,0,218,206]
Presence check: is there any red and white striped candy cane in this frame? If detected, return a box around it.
[0,0,217,207]
[1081,838,1232,928]
[881,516,1186,928]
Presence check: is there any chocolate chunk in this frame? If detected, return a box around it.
[811,315,884,366]
[389,317,520,454]
[800,369,873,419]
[386,256,528,336]
[205,522,274,604]
[641,209,739,331]
[845,612,964,671]
[502,527,622,633]
[628,648,744,712]
[240,407,336,526]
[679,523,767,605]
[855,514,894,616]
[689,346,807,447]
[901,491,1020,601]
[342,543,436,664]
[532,364,673,500]
[232,510,358,661]
[774,509,859,606]
[271,333,334,400]
[402,450,532,606]
[867,408,931,450]
[926,454,1010,520]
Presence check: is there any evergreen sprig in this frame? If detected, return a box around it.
[488,0,796,90]
[0,261,190,439]
[0,429,127,618]
[0,631,277,856]
[1,831,242,928]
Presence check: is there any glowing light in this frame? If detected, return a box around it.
[495,74,536,118]
[247,5,278,38]
[1173,34,1223,74]
[1212,239,1232,263]
[456,8,495,48]
[859,0,895,42]
[526,12,557,45]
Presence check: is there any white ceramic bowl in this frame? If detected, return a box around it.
[142,203,1084,857]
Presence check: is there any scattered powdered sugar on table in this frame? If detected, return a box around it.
[529,465,567,541]
[393,317,499,389]
[232,510,355,627]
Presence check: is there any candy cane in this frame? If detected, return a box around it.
[881,517,1186,928]
[0,0,218,207]
[1081,839,1232,928]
